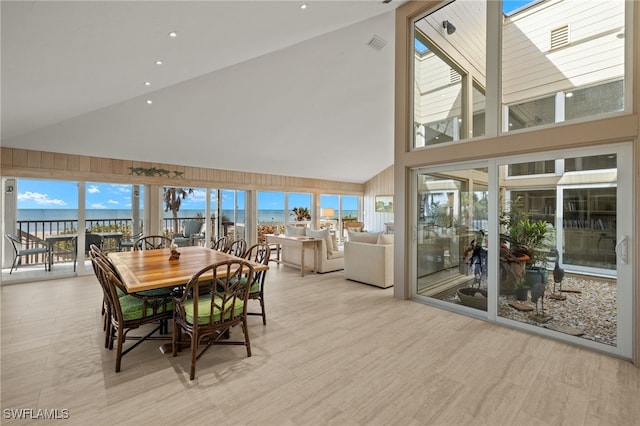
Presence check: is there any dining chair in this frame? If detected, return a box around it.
[172,259,255,380]
[133,235,172,251]
[5,233,49,274]
[225,239,247,257]
[72,233,104,272]
[90,243,172,337]
[90,251,173,373]
[211,236,228,251]
[89,245,116,346]
[243,243,271,325]
[119,231,143,251]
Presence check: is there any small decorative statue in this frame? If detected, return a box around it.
[169,243,181,260]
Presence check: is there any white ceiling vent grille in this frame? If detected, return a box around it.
[550,25,569,50]
[367,35,387,51]
[449,68,461,83]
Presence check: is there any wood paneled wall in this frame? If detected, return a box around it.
[0,147,364,195]
[363,165,394,233]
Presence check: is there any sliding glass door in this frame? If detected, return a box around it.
[414,165,490,316]
[412,144,632,358]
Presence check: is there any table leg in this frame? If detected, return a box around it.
[300,246,305,277]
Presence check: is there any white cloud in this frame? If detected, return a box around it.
[190,189,207,202]
[87,185,100,194]
[91,203,107,209]
[107,200,119,205]
[17,191,67,206]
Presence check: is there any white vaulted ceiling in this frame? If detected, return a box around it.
[1,0,404,183]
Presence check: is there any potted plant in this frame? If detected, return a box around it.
[513,276,529,301]
[501,197,554,289]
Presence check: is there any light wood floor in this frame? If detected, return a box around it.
[2,265,639,425]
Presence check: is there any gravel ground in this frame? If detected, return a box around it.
[449,274,617,347]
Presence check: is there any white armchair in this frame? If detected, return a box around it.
[344,233,393,288]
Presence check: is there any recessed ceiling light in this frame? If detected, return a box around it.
[300,4,307,9]
[144,81,151,86]
[565,92,574,98]
[155,60,163,65]
[146,99,153,104]
[168,31,177,37]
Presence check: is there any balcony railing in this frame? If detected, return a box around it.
[14,218,136,267]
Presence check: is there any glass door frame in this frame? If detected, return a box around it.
[411,143,632,359]
[410,160,494,321]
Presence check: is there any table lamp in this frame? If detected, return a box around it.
[321,208,335,229]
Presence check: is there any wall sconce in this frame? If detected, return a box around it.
[5,185,14,194]
[443,20,456,35]
[133,189,140,197]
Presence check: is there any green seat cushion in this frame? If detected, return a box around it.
[183,295,244,325]
[136,288,174,297]
[118,294,171,321]
[232,276,260,294]
[248,278,260,294]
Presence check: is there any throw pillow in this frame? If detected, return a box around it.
[285,225,307,236]
[377,234,394,245]
[331,232,339,252]
[306,228,333,255]
[348,231,381,244]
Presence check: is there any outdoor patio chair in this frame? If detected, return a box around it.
[173,219,205,247]
[72,233,104,272]
[119,231,143,251]
[5,233,49,274]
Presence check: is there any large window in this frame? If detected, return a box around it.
[503,0,625,131]
[162,187,206,239]
[413,0,627,148]
[413,0,487,148]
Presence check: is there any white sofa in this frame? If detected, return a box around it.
[280,227,344,273]
[344,232,393,288]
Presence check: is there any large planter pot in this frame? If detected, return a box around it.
[524,267,548,288]
[457,288,487,310]
[515,287,529,301]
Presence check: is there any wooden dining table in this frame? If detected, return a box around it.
[108,246,268,293]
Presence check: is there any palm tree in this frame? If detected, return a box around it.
[163,187,194,234]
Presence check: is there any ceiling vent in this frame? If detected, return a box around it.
[367,35,387,51]
[550,24,569,50]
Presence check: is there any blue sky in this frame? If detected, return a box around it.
[502,0,536,14]
[16,179,357,211]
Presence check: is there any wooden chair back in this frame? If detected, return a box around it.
[134,235,172,250]
[172,259,255,380]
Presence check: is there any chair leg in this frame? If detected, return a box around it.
[190,330,198,380]
[9,257,18,274]
[242,318,252,358]
[104,319,112,349]
[172,322,179,356]
[115,327,124,372]
[259,296,266,325]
